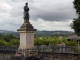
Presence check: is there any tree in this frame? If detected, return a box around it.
[73,0,80,16]
[72,18,80,35]
[72,0,80,35]
[9,39,20,46]
[65,40,77,46]
[0,34,19,46]
[0,40,8,46]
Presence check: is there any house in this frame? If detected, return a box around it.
[66,34,80,48]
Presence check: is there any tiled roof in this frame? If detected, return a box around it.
[66,34,80,40]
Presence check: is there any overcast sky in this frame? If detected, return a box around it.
[0,0,76,31]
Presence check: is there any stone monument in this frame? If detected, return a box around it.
[17,2,36,57]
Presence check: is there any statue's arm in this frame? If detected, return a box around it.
[24,6,29,11]
[27,8,29,11]
[24,6,27,11]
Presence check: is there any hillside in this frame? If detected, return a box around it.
[0,30,73,36]
[0,30,19,37]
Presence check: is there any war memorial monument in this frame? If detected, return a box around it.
[17,2,37,57]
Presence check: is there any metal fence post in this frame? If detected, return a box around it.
[52,46,54,60]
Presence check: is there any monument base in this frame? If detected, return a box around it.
[16,22,36,57]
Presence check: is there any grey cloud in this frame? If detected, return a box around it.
[23,0,76,21]
[36,9,76,21]
[9,2,35,19]
[9,22,21,26]
[0,7,11,14]
[29,4,76,21]
[0,8,7,12]
[11,0,33,2]
[9,3,24,18]
[1,0,76,22]
[0,0,75,31]
[10,9,23,17]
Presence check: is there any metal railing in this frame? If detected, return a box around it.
[0,46,80,60]
[35,46,80,53]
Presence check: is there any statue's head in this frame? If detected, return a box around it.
[25,2,28,6]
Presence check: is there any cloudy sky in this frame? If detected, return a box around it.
[0,0,76,31]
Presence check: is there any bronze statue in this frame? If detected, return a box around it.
[17,2,37,31]
[23,2,29,23]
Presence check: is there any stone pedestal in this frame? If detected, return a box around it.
[19,31,35,49]
[17,22,36,57]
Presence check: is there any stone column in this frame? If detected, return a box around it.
[19,31,35,49]
[17,22,36,57]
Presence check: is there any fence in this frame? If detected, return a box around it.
[0,46,18,60]
[35,46,80,60]
[35,46,80,53]
[0,46,80,60]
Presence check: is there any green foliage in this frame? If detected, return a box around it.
[34,36,77,46]
[49,37,63,46]
[73,0,80,16]
[0,34,19,46]
[0,34,78,47]
[71,18,80,36]
[71,0,80,35]
[65,40,77,46]
[0,40,8,46]
[9,39,20,46]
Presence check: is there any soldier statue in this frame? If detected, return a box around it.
[23,2,29,23]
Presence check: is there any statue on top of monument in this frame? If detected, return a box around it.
[23,2,29,23]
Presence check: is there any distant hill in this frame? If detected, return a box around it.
[0,30,73,36]
[0,30,19,37]
[35,31,73,36]
[0,30,15,33]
